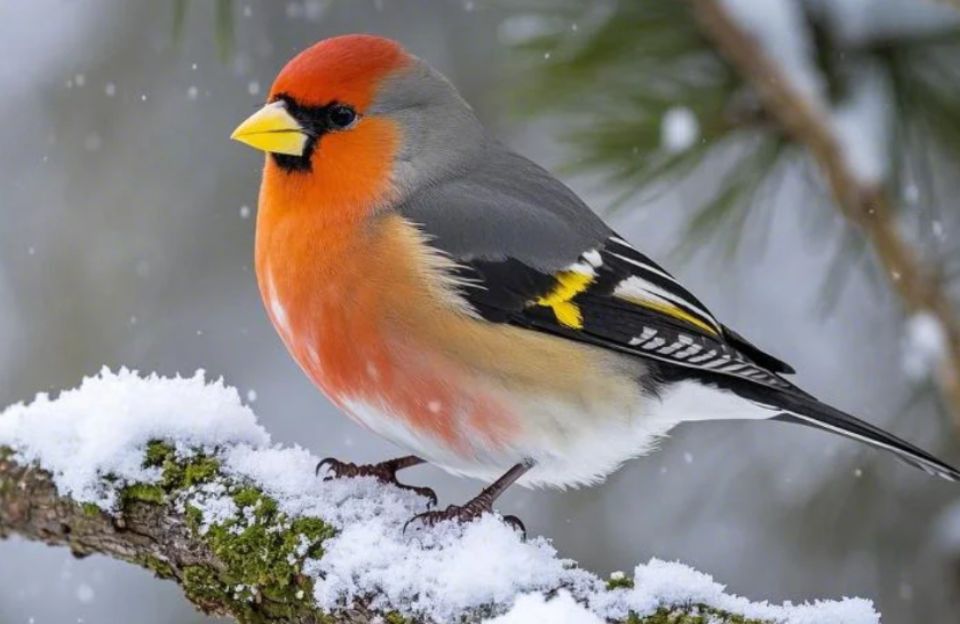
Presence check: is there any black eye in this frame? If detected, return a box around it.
[328,105,357,129]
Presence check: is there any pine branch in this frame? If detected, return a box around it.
[692,0,960,429]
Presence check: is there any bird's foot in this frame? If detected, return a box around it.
[403,492,525,536]
[316,456,437,508]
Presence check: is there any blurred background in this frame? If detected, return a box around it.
[3,0,960,622]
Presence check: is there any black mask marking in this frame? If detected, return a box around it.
[269,93,359,173]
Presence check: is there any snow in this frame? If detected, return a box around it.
[719,0,825,107]
[75,583,95,604]
[902,312,947,380]
[830,63,892,184]
[594,559,878,624]
[307,513,596,620]
[487,592,603,624]
[0,368,268,508]
[660,107,699,154]
[0,369,881,623]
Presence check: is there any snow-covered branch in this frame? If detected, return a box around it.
[0,370,879,623]
[693,0,960,429]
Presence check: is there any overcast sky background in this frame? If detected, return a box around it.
[1,2,959,622]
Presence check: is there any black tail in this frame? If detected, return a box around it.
[770,392,960,482]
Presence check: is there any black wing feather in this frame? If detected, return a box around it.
[453,238,796,391]
[720,325,795,374]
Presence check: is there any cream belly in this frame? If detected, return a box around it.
[336,364,676,489]
[337,361,778,489]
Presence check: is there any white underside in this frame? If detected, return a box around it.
[342,380,776,489]
[646,380,777,423]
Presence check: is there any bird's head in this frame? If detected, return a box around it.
[231,34,484,209]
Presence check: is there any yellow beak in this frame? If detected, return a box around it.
[230,101,308,156]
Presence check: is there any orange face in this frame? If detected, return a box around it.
[232,34,412,220]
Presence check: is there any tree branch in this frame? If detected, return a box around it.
[0,439,875,624]
[693,0,960,428]
[0,448,377,623]
[0,370,882,623]
[0,445,782,624]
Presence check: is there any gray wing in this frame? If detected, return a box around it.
[399,147,611,271]
[397,146,795,386]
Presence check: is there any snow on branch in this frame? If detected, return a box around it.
[693,0,960,429]
[0,369,879,623]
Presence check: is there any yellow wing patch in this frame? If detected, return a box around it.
[617,294,720,336]
[535,271,593,329]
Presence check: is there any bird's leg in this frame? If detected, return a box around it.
[405,461,533,534]
[316,455,437,507]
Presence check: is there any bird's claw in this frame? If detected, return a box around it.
[403,501,525,537]
[501,514,526,535]
[315,456,438,508]
[315,457,359,479]
[398,484,440,508]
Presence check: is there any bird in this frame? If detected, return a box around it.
[231,33,959,530]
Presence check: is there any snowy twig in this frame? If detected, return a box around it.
[693,0,960,430]
[0,369,881,623]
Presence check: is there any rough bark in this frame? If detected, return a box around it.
[693,0,960,429]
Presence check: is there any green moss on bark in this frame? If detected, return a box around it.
[182,565,231,613]
[184,503,204,532]
[135,554,176,580]
[134,445,336,622]
[607,573,635,590]
[121,482,165,505]
[198,485,335,611]
[180,497,335,622]
[119,441,221,509]
[144,440,174,467]
[629,605,764,624]
[0,447,11,495]
[145,440,220,491]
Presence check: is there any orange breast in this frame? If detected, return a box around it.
[254,153,517,456]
